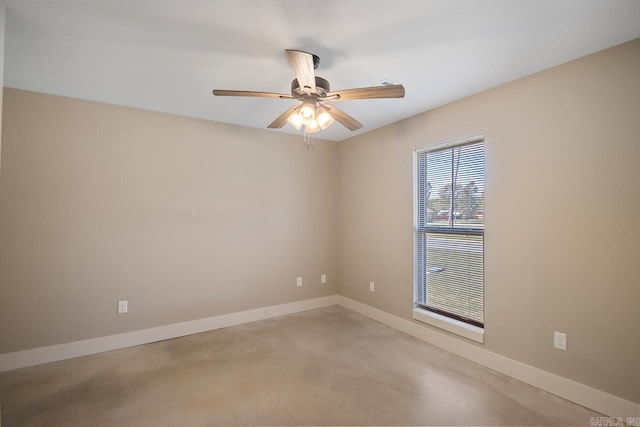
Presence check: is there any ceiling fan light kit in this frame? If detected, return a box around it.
[213,49,405,134]
[284,100,333,133]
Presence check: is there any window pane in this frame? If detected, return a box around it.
[451,143,484,228]
[424,149,451,227]
[416,232,427,304]
[416,152,430,227]
[425,142,484,229]
[425,233,484,324]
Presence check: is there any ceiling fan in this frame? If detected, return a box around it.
[212,49,405,133]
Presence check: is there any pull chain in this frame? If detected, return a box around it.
[303,131,314,150]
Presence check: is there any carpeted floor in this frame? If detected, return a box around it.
[0,305,600,426]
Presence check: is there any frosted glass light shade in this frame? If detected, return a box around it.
[300,101,315,121]
[287,109,304,130]
[306,119,320,133]
[315,106,334,129]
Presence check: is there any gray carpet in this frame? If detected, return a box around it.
[0,305,599,426]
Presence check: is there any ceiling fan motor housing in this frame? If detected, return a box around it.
[291,76,330,98]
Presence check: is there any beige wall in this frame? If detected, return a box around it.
[0,89,339,353]
[338,39,640,403]
[0,1,5,178]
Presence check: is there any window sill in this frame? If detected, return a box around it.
[413,307,484,344]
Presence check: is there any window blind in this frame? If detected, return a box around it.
[416,140,485,327]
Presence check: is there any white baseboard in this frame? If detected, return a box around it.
[2,294,637,418]
[336,296,640,418]
[0,295,338,373]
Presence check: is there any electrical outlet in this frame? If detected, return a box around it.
[554,331,567,350]
[369,281,375,292]
[296,277,302,287]
[321,274,327,284]
[118,300,128,314]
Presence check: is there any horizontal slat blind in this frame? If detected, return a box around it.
[416,140,485,327]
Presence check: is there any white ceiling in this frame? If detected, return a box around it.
[4,0,640,141]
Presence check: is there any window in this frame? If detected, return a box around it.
[414,136,485,341]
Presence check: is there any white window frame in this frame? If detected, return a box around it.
[413,135,485,344]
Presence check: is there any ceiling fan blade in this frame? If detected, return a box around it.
[285,49,316,93]
[212,89,292,99]
[327,84,405,101]
[267,105,299,129]
[323,104,363,131]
